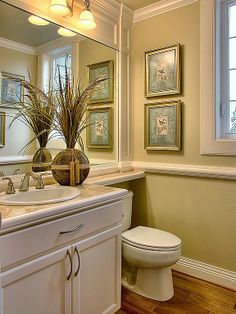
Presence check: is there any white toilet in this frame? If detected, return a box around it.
[121,191,181,301]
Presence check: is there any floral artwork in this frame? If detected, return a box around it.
[0,72,24,105]
[145,101,181,151]
[87,107,113,149]
[88,60,114,103]
[145,44,181,97]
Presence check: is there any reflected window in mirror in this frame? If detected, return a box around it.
[53,53,72,89]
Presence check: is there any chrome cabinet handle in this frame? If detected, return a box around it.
[66,249,72,280]
[74,247,81,277]
[59,224,84,235]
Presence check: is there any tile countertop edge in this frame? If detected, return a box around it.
[0,187,128,232]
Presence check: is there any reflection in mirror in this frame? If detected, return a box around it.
[0,1,117,175]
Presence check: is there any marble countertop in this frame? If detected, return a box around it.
[0,184,128,232]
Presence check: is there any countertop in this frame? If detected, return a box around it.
[0,184,128,233]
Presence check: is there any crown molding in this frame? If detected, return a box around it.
[0,37,36,55]
[134,0,198,23]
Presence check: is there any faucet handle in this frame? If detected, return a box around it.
[35,173,50,189]
[2,177,16,194]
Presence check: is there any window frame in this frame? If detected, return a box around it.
[200,0,236,155]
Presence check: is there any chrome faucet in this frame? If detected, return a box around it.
[2,177,16,194]
[19,172,39,192]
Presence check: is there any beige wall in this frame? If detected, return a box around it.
[79,39,117,162]
[130,3,236,271]
[0,46,38,170]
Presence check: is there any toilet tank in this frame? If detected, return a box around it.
[122,191,133,231]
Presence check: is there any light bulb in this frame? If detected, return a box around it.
[49,0,71,16]
[57,27,77,37]
[28,15,50,26]
[77,9,96,30]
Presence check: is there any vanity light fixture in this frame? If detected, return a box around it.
[28,15,50,26]
[77,0,96,30]
[49,0,72,17]
[57,27,77,37]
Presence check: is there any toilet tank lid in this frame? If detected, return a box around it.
[122,226,181,249]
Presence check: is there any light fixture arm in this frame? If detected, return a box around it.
[83,0,90,10]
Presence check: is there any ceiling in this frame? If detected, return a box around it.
[116,0,161,10]
[0,1,61,47]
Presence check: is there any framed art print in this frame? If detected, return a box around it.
[145,44,181,97]
[0,71,24,106]
[145,101,181,151]
[0,112,6,147]
[87,60,114,104]
[87,107,113,149]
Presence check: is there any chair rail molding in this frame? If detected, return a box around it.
[134,0,198,23]
[132,162,236,180]
[0,155,33,166]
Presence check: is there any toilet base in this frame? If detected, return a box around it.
[122,266,174,301]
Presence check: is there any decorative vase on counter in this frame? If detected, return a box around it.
[32,147,52,172]
[51,148,90,186]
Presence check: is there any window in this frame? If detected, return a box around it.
[228,2,236,133]
[52,53,72,89]
[219,0,236,138]
[200,0,236,155]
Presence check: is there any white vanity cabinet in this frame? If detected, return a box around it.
[0,199,123,314]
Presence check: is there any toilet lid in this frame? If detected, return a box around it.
[122,226,181,251]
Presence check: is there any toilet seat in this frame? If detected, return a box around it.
[122,226,181,252]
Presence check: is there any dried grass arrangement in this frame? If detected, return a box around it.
[10,79,55,172]
[11,81,54,149]
[50,70,108,185]
[51,70,107,149]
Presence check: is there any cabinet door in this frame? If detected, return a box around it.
[0,246,72,314]
[72,225,122,314]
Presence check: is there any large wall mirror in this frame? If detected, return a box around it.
[0,1,118,175]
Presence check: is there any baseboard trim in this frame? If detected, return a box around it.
[172,256,236,291]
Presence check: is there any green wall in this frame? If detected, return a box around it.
[130,2,236,271]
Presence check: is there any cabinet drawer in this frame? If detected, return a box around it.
[1,200,122,270]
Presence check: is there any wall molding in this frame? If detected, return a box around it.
[173,256,236,291]
[134,0,198,23]
[0,156,32,165]
[132,161,236,180]
[0,37,36,55]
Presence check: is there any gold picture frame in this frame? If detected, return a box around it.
[0,112,6,147]
[145,100,181,151]
[145,44,181,97]
[87,60,114,104]
[86,107,113,149]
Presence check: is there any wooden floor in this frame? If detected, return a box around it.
[116,271,236,314]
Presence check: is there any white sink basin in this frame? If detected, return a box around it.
[0,185,80,206]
